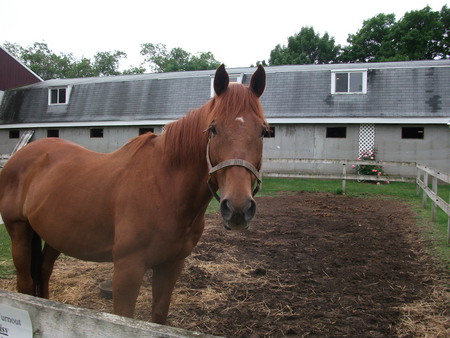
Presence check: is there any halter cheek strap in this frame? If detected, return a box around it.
[206,141,262,202]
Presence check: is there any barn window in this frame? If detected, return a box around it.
[402,127,424,139]
[139,128,154,135]
[49,87,70,105]
[47,129,59,138]
[90,128,104,138]
[331,70,367,94]
[9,130,20,139]
[263,126,275,138]
[326,127,347,138]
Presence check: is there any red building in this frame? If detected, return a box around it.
[0,46,42,91]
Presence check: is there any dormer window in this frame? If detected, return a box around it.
[210,73,243,97]
[331,70,367,94]
[49,87,70,105]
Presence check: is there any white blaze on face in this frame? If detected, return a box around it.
[235,116,245,123]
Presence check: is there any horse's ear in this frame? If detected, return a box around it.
[214,64,229,96]
[250,65,266,98]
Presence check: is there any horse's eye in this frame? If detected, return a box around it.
[210,124,217,135]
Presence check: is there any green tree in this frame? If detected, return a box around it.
[140,43,221,72]
[440,5,450,57]
[92,51,127,76]
[392,6,445,60]
[2,41,144,79]
[122,65,146,75]
[340,13,397,62]
[341,5,450,62]
[268,27,340,65]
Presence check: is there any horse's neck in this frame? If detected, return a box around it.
[161,107,211,171]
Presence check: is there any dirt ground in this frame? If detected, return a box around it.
[1,192,448,337]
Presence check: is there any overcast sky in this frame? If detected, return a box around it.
[0,0,448,71]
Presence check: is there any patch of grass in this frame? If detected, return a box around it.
[261,177,420,198]
[0,226,14,278]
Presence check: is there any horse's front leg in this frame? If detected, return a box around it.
[112,254,146,318]
[151,259,185,324]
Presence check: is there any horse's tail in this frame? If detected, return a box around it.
[30,230,42,297]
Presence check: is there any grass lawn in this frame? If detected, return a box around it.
[0,224,13,277]
[1,178,449,278]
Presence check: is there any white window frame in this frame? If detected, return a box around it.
[210,73,243,97]
[48,86,72,105]
[331,69,367,94]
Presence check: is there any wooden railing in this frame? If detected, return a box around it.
[263,158,417,194]
[416,163,450,243]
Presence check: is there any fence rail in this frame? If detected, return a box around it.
[416,163,450,243]
[264,158,417,193]
[0,290,213,338]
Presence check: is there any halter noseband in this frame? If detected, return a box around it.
[206,141,262,202]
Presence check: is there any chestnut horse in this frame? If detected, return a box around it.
[0,65,267,324]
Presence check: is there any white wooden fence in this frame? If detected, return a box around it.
[0,290,216,338]
[264,158,417,194]
[416,163,450,243]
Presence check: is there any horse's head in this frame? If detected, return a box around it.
[207,64,267,230]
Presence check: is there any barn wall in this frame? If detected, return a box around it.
[0,126,164,155]
[0,48,42,91]
[375,124,450,175]
[1,124,448,178]
[262,124,450,177]
[263,124,360,175]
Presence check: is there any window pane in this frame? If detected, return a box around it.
[58,88,66,103]
[139,128,154,135]
[402,127,424,139]
[263,127,275,138]
[47,129,59,137]
[335,73,348,92]
[326,127,346,138]
[90,128,104,138]
[349,72,363,92]
[9,130,20,139]
[51,89,58,104]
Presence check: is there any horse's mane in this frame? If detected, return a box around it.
[163,84,267,169]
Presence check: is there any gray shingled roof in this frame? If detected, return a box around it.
[1,60,449,126]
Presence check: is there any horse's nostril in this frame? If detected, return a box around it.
[220,199,233,221]
[244,199,256,222]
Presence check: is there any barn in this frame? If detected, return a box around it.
[0,46,42,92]
[0,59,449,177]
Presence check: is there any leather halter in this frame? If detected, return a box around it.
[206,140,262,202]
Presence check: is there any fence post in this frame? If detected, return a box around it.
[431,176,438,222]
[416,166,421,197]
[422,172,428,208]
[342,163,347,194]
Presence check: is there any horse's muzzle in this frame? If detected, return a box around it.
[220,198,256,230]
